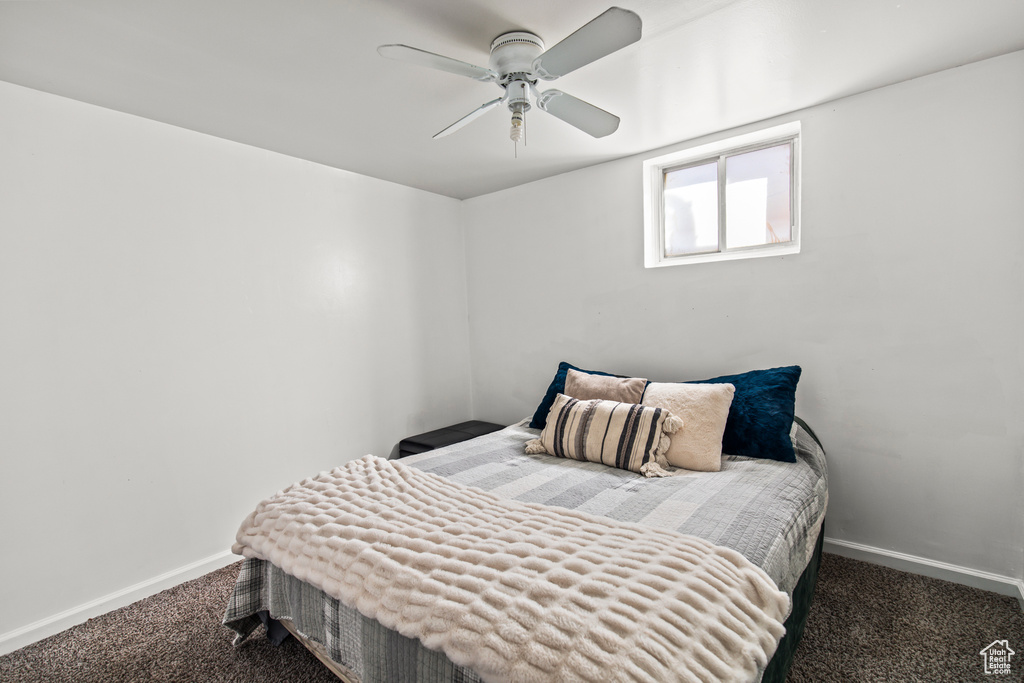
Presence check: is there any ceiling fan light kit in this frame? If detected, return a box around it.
[377,7,642,152]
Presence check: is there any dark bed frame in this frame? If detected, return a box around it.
[763,524,824,681]
[761,415,826,681]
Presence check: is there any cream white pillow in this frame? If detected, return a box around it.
[641,382,735,472]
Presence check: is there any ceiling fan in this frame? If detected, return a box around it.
[378,7,642,150]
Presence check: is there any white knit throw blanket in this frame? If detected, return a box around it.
[233,456,789,683]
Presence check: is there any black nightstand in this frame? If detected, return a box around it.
[397,420,504,458]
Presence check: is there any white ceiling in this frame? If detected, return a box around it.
[1,0,1022,199]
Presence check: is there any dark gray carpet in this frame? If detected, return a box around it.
[1,553,1021,682]
[0,561,337,683]
[787,554,1023,683]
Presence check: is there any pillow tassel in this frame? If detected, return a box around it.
[640,433,682,478]
[640,460,674,478]
[524,439,546,455]
[663,413,684,434]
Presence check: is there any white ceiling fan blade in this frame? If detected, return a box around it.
[433,98,504,139]
[377,44,497,82]
[531,7,641,80]
[536,89,619,138]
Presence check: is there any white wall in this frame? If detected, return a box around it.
[463,51,1024,583]
[0,81,472,642]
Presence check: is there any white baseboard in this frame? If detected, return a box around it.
[0,550,239,657]
[824,536,1024,611]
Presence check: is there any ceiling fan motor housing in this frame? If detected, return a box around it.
[488,31,544,82]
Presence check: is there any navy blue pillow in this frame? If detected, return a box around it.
[690,365,801,463]
[529,361,630,430]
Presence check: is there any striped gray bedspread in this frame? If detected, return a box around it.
[224,419,828,683]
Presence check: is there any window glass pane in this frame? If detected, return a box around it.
[663,162,718,256]
[725,143,791,249]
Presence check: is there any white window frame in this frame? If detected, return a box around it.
[643,121,801,268]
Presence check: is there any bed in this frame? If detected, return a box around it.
[224,364,828,682]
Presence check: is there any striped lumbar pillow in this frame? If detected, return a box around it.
[525,394,682,477]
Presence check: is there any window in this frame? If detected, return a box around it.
[643,122,800,267]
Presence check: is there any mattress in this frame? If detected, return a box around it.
[225,418,828,682]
